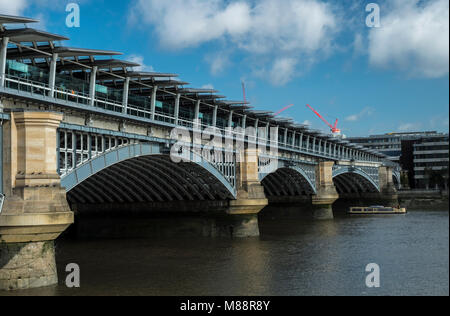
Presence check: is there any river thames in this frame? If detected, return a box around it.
[1,209,448,296]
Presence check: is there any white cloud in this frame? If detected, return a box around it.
[353,33,366,56]
[0,0,27,15]
[398,123,419,132]
[345,107,374,122]
[201,84,214,90]
[205,52,231,76]
[127,55,155,72]
[130,0,340,84]
[267,57,299,86]
[368,0,449,78]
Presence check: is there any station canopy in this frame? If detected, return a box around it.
[0,14,377,150]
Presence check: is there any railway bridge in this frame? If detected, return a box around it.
[0,14,399,290]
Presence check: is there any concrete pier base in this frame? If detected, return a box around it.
[216,214,260,238]
[311,162,339,220]
[311,204,334,220]
[0,241,57,291]
[0,111,74,291]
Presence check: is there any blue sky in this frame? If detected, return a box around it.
[2,0,449,136]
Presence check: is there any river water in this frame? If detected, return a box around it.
[2,209,448,296]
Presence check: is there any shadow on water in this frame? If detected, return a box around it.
[1,206,448,296]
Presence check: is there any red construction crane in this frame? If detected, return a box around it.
[274,104,294,116]
[242,81,247,104]
[306,104,341,135]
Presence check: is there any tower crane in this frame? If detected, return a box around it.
[306,104,341,136]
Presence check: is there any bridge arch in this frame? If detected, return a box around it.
[260,165,317,197]
[392,172,401,190]
[332,166,380,194]
[60,143,237,205]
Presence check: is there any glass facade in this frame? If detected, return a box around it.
[5,60,50,94]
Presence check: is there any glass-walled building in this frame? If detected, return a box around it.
[349,132,449,189]
[348,132,440,163]
[412,134,449,190]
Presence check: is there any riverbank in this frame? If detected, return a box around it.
[398,190,449,210]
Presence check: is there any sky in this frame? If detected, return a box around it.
[1,0,449,137]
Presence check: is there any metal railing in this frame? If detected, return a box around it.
[2,74,387,165]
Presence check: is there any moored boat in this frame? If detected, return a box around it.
[348,206,407,214]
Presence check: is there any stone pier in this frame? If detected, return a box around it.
[311,161,339,220]
[227,149,268,237]
[0,111,73,291]
[377,166,399,207]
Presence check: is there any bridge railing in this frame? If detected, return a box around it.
[3,74,385,164]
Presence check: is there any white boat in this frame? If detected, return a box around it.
[348,206,407,214]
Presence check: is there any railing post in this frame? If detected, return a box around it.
[151,85,158,120]
[0,37,9,88]
[174,93,181,125]
[284,128,288,146]
[242,114,247,130]
[48,53,58,98]
[122,77,130,114]
[292,131,296,147]
[254,118,259,142]
[306,136,310,152]
[89,66,98,106]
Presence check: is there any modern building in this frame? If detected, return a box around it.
[348,132,440,163]
[349,132,449,189]
[411,134,449,189]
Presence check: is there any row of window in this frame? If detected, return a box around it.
[414,154,449,160]
[414,145,449,151]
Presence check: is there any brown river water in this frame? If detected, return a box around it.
[1,209,448,296]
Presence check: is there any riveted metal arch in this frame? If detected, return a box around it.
[258,160,286,181]
[393,170,401,189]
[289,166,317,195]
[333,166,380,193]
[259,160,317,195]
[61,143,237,199]
[181,150,237,199]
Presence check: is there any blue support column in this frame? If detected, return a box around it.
[0,37,9,88]
[228,110,234,129]
[151,85,158,121]
[49,53,58,98]
[89,66,98,106]
[194,100,201,121]
[174,93,181,125]
[122,77,130,114]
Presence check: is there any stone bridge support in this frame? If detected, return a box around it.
[312,161,339,220]
[0,111,73,291]
[227,149,268,237]
[377,166,399,207]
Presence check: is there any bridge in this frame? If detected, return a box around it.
[0,14,400,291]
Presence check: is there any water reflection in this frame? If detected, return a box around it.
[1,209,448,296]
